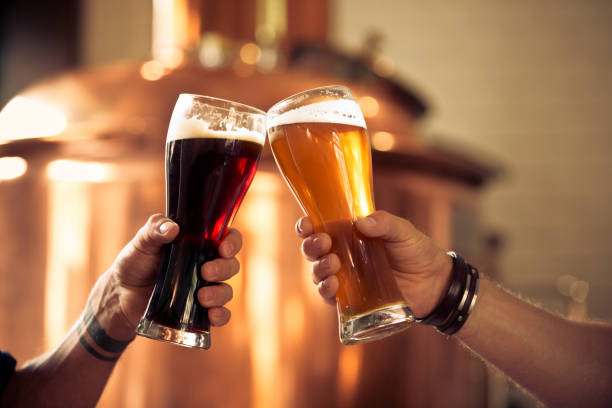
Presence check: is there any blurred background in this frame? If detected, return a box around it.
[1,0,611,407]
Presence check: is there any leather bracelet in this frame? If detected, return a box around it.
[416,252,466,326]
[416,252,480,335]
[437,263,479,335]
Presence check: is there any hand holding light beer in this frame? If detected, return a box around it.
[267,86,414,344]
[137,94,265,349]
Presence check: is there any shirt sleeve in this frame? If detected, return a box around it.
[0,351,17,396]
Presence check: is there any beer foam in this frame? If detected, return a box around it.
[167,116,266,145]
[267,99,366,129]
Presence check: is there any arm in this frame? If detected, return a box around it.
[457,279,612,408]
[1,214,241,407]
[297,211,612,408]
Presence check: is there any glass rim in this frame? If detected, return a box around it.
[267,85,354,114]
[178,93,265,116]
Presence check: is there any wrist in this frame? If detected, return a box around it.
[88,272,137,342]
[417,252,480,335]
[413,251,454,318]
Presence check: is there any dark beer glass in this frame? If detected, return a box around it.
[267,86,413,344]
[137,94,265,349]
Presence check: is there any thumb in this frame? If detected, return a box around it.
[112,214,179,287]
[355,211,416,243]
[131,214,179,255]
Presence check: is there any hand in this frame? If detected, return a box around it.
[296,211,453,318]
[96,214,241,339]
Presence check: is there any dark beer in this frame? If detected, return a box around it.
[145,136,261,334]
[137,93,266,349]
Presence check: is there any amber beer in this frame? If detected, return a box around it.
[267,86,413,344]
[137,94,265,349]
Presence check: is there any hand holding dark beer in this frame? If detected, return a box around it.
[107,214,241,339]
[297,211,454,318]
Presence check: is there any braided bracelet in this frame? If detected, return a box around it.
[416,252,479,335]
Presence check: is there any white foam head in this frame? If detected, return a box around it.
[167,116,265,145]
[266,99,367,130]
[166,94,266,145]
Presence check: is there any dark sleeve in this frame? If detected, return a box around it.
[0,351,16,396]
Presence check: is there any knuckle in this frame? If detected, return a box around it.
[147,213,163,227]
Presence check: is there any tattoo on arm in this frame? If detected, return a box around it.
[77,303,134,362]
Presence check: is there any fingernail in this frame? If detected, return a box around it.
[296,220,303,233]
[158,222,172,234]
[313,236,321,247]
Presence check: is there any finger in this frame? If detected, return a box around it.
[312,253,341,284]
[295,217,314,238]
[317,275,339,303]
[201,258,240,282]
[132,214,179,255]
[354,210,416,243]
[301,233,333,261]
[197,283,233,307]
[219,229,242,258]
[208,307,231,326]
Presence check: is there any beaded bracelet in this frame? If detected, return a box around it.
[416,252,479,335]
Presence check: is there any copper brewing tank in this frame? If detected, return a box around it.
[0,3,497,407]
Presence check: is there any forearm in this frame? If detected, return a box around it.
[1,271,134,407]
[456,278,612,407]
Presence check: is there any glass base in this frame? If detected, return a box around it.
[339,303,414,345]
[136,318,211,350]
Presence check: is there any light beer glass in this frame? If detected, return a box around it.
[137,94,265,349]
[267,86,414,344]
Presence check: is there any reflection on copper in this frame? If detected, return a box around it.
[140,60,166,82]
[229,250,246,346]
[46,160,118,183]
[337,345,362,408]
[243,172,281,408]
[158,49,185,70]
[45,181,91,349]
[371,131,395,151]
[358,96,379,118]
[240,43,262,65]
[283,294,305,346]
[199,34,225,68]
[152,0,199,63]
[255,0,287,45]
[233,60,256,78]
[0,96,67,141]
[0,156,27,181]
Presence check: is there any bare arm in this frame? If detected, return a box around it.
[2,271,137,407]
[457,278,612,408]
[1,214,241,407]
[297,211,612,408]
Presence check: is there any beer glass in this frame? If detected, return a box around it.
[267,86,414,344]
[137,94,265,349]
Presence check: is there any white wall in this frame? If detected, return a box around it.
[331,0,612,317]
[80,0,152,65]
